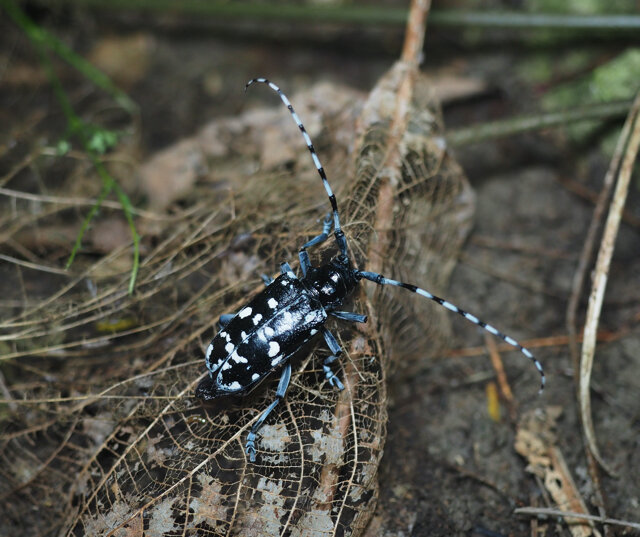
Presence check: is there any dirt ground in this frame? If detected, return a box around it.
[1,4,639,537]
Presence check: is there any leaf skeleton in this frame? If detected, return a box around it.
[196,78,545,462]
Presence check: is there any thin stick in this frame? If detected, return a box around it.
[579,91,640,475]
[447,100,630,147]
[515,507,640,532]
[363,0,431,276]
[566,97,635,379]
[400,0,429,64]
[484,333,516,422]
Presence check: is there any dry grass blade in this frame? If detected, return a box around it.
[579,91,640,476]
[566,86,636,379]
[514,507,640,532]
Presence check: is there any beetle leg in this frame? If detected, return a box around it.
[261,274,274,286]
[321,327,342,355]
[321,328,345,390]
[280,262,296,277]
[329,310,367,323]
[322,355,345,391]
[299,212,333,276]
[245,362,292,462]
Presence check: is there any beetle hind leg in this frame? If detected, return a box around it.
[245,362,292,462]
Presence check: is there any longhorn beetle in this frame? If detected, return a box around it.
[196,78,545,462]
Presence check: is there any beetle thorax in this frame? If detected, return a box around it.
[301,255,359,310]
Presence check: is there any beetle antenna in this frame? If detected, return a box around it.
[245,78,348,257]
[357,270,545,392]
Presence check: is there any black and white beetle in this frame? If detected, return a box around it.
[196,78,545,461]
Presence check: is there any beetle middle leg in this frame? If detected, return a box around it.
[321,327,345,390]
[245,362,292,462]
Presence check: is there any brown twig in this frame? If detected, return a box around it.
[400,0,429,64]
[484,333,517,422]
[365,0,431,276]
[515,507,640,532]
[443,328,630,358]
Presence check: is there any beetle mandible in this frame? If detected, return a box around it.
[196,78,545,462]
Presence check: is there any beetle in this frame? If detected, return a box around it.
[196,78,545,462]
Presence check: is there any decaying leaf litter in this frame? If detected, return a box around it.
[2,2,640,536]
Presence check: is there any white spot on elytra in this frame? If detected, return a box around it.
[239,307,252,319]
[225,342,234,354]
[268,298,278,309]
[240,331,248,340]
[252,313,263,325]
[222,361,232,370]
[271,356,282,366]
[310,329,318,335]
[224,381,241,391]
[330,273,339,282]
[219,331,227,338]
[251,373,260,381]
[268,341,280,357]
[281,311,294,331]
[225,333,231,342]
[264,326,275,337]
[205,343,213,360]
[230,351,248,364]
[305,311,320,324]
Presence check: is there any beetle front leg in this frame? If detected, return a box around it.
[299,212,332,277]
[245,362,292,462]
